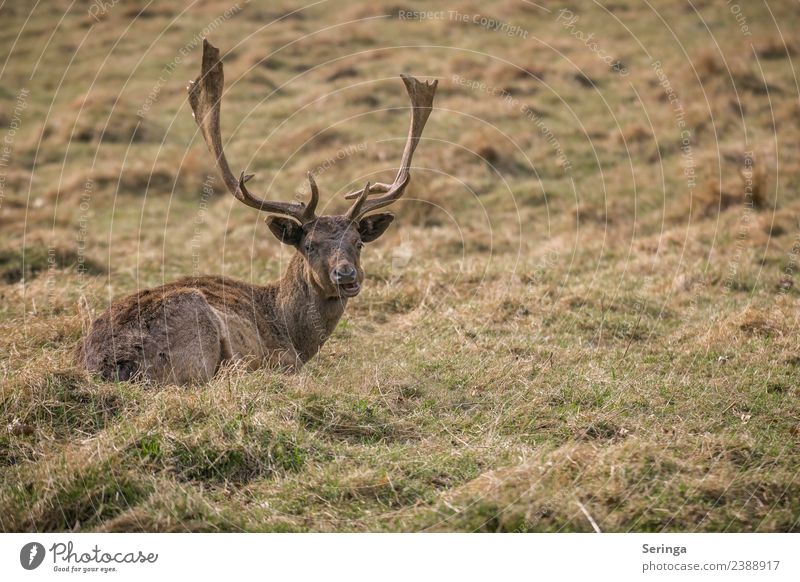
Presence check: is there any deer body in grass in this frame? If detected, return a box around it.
[77,40,437,383]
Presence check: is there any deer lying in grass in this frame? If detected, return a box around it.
[77,40,437,383]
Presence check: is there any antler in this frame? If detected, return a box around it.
[188,39,318,223]
[344,74,438,219]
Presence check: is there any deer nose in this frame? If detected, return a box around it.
[331,264,357,284]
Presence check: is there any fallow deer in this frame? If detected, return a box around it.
[77,40,437,383]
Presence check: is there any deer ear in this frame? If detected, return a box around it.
[358,213,394,243]
[266,216,304,246]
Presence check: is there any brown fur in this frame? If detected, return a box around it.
[77,42,435,384]
[77,215,392,383]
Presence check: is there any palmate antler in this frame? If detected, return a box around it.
[188,39,318,223]
[344,75,438,220]
[188,39,437,223]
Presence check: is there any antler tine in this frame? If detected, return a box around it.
[188,39,316,223]
[344,74,438,217]
[305,171,319,218]
[345,181,371,220]
[342,182,392,200]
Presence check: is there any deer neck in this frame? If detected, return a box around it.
[273,253,347,361]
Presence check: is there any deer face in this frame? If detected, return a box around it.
[266,214,394,299]
[188,41,436,298]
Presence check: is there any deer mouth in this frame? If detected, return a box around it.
[338,282,361,297]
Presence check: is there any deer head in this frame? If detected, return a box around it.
[188,40,437,300]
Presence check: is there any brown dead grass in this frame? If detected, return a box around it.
[1,0,799,533]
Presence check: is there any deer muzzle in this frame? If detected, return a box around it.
[331,265,360,297]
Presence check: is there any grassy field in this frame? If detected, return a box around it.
[1,0,799,532]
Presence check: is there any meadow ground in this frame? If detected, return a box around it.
[1,0,799,532]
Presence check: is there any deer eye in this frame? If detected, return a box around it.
[304,242,315,254]
[356,240,364,250]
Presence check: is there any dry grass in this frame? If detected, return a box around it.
[1,0,799,532]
